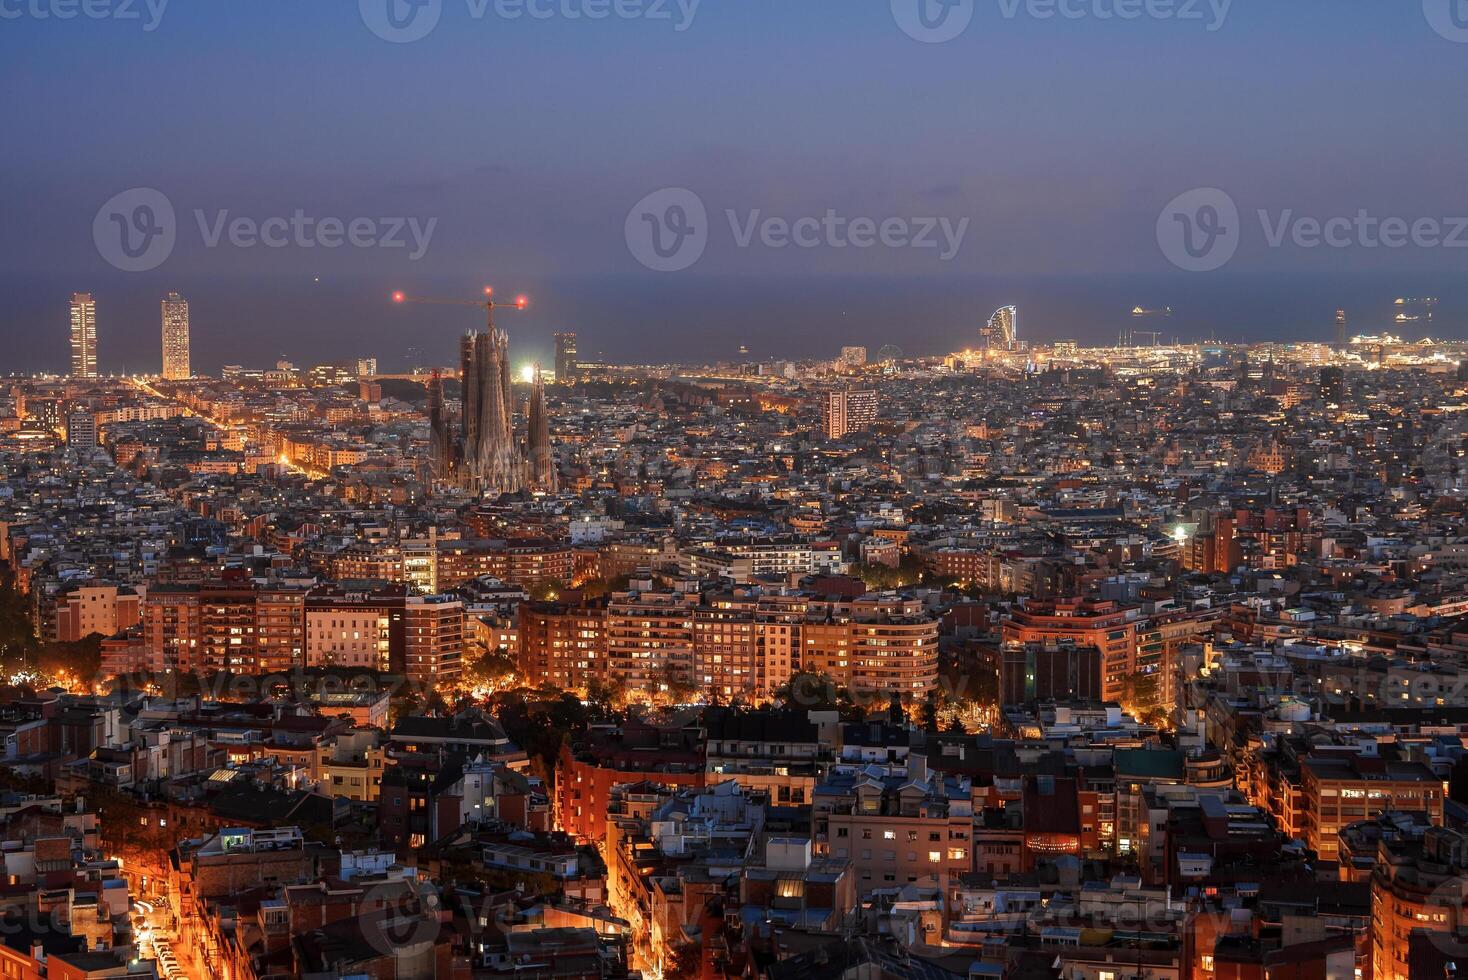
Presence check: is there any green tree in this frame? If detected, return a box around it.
[529,579,569,601]
[664,941,703,980]
[919,692,939,733]
[577,574,632,598]
[34,635,104,688]
[855,556,925,590]
[462,642,518,691]
[0,567,37,663]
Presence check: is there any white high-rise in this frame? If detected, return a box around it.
[161,292,190,379]
[69,293,97,377]
[822,389,878,440]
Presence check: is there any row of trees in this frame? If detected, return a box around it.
[0,566,103,689]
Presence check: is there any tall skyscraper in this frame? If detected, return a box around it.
[554,332,578,383]
[821,389,878,440]
[1334,309,1348,351]
[161,292,190,380]
[69,293,97,378]
[982,305,1018,352]
[525,367,557,492]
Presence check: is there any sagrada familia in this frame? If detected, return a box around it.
[427,328,557,495]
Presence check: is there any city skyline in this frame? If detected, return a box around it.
[31,283,1456,381]
[4,6,1468,979]
[29,278,1468,379]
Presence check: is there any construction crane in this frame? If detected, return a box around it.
[391,286,529,334]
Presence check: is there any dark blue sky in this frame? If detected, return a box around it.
[2,0,1466,372]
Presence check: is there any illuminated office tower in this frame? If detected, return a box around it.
[554,332,578,383]
[1334,309,1348,351]
[70,293,98,377]
[821,389,878,440]
[161,292,191,379]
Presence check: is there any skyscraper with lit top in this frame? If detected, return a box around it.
[70,293,97,378]
[161,291,190,380]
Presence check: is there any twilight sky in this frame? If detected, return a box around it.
[1,0,1466,373]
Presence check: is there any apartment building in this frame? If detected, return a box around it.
[820,757,973,907]
[1002,597,1141,702]
[606,590,697,692]
[1302,754,1444,861]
